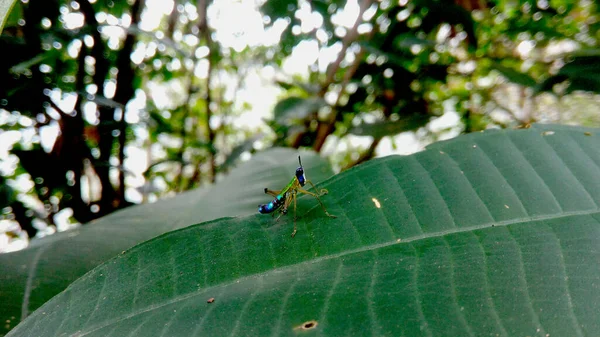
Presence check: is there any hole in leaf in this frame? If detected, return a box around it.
[295,320,318,331]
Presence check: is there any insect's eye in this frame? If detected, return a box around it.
[296,167,304,175]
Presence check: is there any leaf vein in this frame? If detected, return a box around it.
[73,209,600,336]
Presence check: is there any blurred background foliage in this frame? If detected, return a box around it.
[0,0,598,251]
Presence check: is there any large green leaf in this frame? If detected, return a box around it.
[0,148,333,335]
[535,51,600,95]
[348,115,430,138]
[492,64,537,88]
[8,124,600,336]
[0,0,17,33]
[273,96,327,125]
[217,134,265,173]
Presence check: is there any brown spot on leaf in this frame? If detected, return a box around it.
[294,320,318,331]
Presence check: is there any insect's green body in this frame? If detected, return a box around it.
[280,177,296,195]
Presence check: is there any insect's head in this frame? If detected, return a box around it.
[296,155,306,186]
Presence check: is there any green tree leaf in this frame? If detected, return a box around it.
[217,134,264,173]
[418,0,478,48]
[8,124,600,336]
[492,64,538,87]
[0,0,17,33]
[273,97,327,125]
[535,51,600,95]
[348,115,431,138]
[395,33,436,50]
[0,148,333,335]
[0,176,15,208]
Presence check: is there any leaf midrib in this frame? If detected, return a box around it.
[73,207,600,337]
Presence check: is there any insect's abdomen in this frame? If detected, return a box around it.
[258,193,286,214]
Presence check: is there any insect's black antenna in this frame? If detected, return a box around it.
[298,155,302,168]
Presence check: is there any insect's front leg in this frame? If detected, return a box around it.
[276,193,293,222]
[297,187,337,219]
[306,179,328,196]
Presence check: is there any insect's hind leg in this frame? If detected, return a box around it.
[264,188,281,197]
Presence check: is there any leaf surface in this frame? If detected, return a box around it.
[273,97,327,125]
[535,51,600,95]
[0,0,16,33]
[0,148,332,335]
[9,125,600,337]
[348,115,430,138]
[493,64,537,87]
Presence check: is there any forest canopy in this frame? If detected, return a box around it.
[0,0,599,250]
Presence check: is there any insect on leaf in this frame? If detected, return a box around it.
[8,124,600,337]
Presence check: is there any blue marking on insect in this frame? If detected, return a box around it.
[296,167,305,186]
[258,202,274,214]
[258,191,286,214]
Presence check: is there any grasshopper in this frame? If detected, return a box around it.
[258,156,336,237]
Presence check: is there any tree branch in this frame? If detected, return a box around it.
[113,0,144,203]
[198,0,216,183]
[76,0,117,215]
[342,137,380,170]
[176,0,217,189]
[312,0,374,152]
[173,69,200,191]
[318,0,373,97]
[47,44,95,224]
